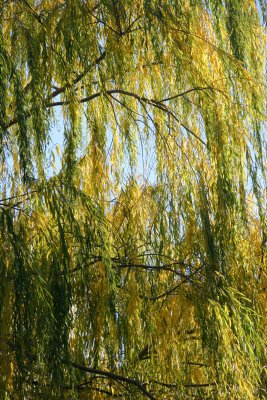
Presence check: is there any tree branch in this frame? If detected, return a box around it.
[67,255,190,277]
[64,361,157,400]
[0,190,38,203]
[6,51,106,129]
[49,51,107,100]
[144,264,204,300]
[160,86,213,102]
[150,379,216,389]
[48,88,207,146]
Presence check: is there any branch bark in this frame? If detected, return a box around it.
[64,361,157,400]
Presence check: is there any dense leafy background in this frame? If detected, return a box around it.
[0,1,266,399]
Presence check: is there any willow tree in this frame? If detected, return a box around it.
[0,0,266,399]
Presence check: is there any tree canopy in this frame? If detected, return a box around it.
[0,0,266,399]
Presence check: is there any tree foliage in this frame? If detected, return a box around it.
[0,1,266,399]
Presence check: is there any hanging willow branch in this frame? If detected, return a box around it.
[65,361,157,400]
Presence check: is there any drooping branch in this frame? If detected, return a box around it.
[48,51,107,100]
[144,264,205,300]
[47,88,207,146]
[64,361,157,400]
[68,255,191,276]
[7,51,106,129]
[7,64,211,147]
[159,86,213,102]
[0,190,38,204]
